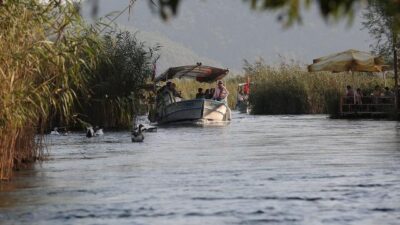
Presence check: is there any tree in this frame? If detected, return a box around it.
[80,0,400,27]
[148,0,400,26]
[362,0,400,94]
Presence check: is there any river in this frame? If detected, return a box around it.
[1,114,400,225]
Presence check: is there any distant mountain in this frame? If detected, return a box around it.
[122,27,225,74]
[82,0,372,72]
[82,2,226,74]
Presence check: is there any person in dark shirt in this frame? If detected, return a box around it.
[195,88,205,99]
[204,89,211,99]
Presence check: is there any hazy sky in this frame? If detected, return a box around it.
[86,0,373,72]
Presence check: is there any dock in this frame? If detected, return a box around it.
[339,96,397,118]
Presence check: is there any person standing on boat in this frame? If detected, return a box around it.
[213,80,229,103]
[170,83,183,101]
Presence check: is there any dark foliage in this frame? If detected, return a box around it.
[76,30,159,129]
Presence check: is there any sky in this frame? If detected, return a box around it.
[83,0,373,73]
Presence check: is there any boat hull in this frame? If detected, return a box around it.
[158,99,231,124]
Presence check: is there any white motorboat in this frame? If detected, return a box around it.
[152,64,231,124]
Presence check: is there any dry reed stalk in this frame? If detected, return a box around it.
[0,128,16,180]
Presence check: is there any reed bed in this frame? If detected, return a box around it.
[247,62,391,115]
[0,1,101,180]
[73,31,159,129]
[173,62,390,117]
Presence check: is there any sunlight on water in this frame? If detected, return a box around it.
[1,113,400,225]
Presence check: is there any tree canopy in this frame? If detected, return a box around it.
[363,0,400,63]
[148,0,400,26]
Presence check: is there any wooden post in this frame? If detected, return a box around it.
[393,35,398,112]
[394,47,398,101]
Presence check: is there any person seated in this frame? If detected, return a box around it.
[371,85,383,104]
[237,89,245,102]
[383,87,394,96]
[159,81,172,95]
[213,80,229,102]
[208,88,215,99]
[355,88,363,105]
[383,87,394,103]
[156,81,175,106]
[236,89,248,109]
[170,82,183,101]
[195,88,205,99]
[204,89,211,99]
[345,85,354,104]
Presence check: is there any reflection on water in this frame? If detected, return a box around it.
[1,113,400,225]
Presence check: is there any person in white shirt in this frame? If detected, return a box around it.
[213,80,229,103]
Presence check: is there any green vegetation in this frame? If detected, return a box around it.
[245,60,391,116]
[145,0,400,27]
[363,0,400,88]
[172,60,391,117]
[0,1,101,180]
[72,30,159,129]
[1,0,398,181]
[0,0,160,179]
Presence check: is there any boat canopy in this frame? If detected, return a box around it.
[154,65,229,83]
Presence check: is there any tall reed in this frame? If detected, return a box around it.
[245,61,390,115]
[0,1,101,180]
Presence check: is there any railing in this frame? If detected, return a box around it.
[339,96,397,115]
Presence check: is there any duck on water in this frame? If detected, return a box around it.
[131,124,144,142]
[86,126,104,138]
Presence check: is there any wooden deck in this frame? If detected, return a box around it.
[339,96,397,118]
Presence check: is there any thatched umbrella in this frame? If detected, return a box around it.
[308,49,387,106]
[308,49,386,88]
[308,49,384,73]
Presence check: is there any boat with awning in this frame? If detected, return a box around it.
[151,63,231,124]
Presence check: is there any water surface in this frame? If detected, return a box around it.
[1,114,400,225]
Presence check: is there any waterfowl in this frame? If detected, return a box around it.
[86,127,95,138]
[50,127,60,135]
[132,124,144,142]
[94,126,104,136]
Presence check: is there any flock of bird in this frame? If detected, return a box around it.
[50,124,156,143]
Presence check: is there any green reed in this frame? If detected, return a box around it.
[0,1,101,180]
[72,30,159,129]
[246,62,390,115]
